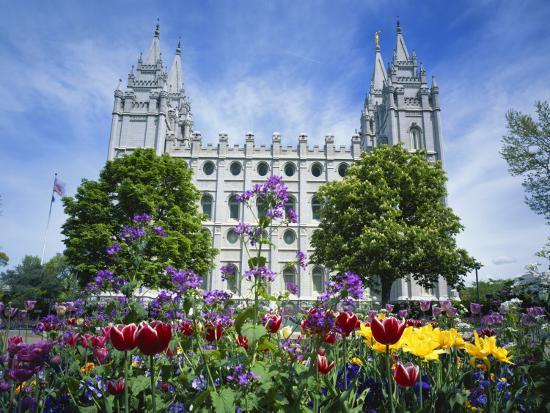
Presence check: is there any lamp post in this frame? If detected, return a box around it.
[474,262,482,303]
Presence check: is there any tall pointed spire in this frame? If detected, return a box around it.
[394,19,409,61]
[167,40,184,92]
[144,20,161,65]
[371,31,387,92]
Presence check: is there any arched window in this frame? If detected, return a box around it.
[203,161,215,176]
[311,195,321,220]
[229,195,240,220]
[201,194,213,220]
[283,229,296,244]
[283,266,296,292]
[230,161,242,176]
[257,162,269,176]
[311,162,323,177]
[312,266,325,293]
[225,264,239,293]
[284,162,296,177]
[409,127,423,150]
[285,196,296,219]
[338,163,349,177]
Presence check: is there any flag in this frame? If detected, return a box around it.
[52,176,66,202]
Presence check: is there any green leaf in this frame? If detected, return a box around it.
[211,388,236,413]
[242,323,267,348]
[127,375,150,395]
[234,307,255,335]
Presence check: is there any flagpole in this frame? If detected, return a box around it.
[40,173,57,265]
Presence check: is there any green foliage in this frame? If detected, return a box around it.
[0,252,7,267]
[311,144,476,304]
[62,148,217,288]
[459,278,514,307]
[0,254,69,312]
[501,100,550,222]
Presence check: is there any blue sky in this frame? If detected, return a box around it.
[0,0,548,285]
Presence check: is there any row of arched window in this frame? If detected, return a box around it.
[201,194,322,221]
[220,263,326,295]
[201,160,349,178]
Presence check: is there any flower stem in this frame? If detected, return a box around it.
[386,345,395,413]
[124,351,129,412]
[419,365,423,409]
[149,355,156,413]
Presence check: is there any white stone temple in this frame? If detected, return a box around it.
[107,22,452,302]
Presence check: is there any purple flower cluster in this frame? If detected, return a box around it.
[470,303,483,315]
[286,282,299,295]
[526,306,545,318]
[202,290,232,306]
[94,270,127,291]
[419,300,431,312]
[226,364,259,387]
[132,213,151,223]
[320,272,365,304]
[278,336,305,361]
[301,307,335,335]
[106,243,123,256]
[220,264,237,281]
[119,226,146,241]
[149,290,179,318]
[296,251,308,270]
[152,226,167,237]
[8,339,54,383]
[481,311,504,326]
[166,266,202,292]
[245,266,276,283]
[236,176,292,222]
[286,208,298,223]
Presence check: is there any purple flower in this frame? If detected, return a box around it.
[0,381,10,392]
[5,307,17,317]
[132,213,151,223]
[234,223,251,235]
[481,311,504,326]
[446,306,458,317]
[236,191,253,203]
[385,304,394,313]
[220,264,237,281]
[166,266,202,292]
[0,302,4,312]
[286,208,298,223]
[202,290,232,306]
[245,266,276,283]
[296,251,308,270]
[398,309,408,318]
[419,300,431,312]
[24,301,37,311]
[470,303,483,315]
[432,306,442,317]
[440,300,452,312]
[9,368,34,383]
[106,243,123,255]
[226,364,258,387]
[526,307,545,318]
[368,310,378,320]
[119,226,145,240]
[152,226,167,237]
[287,282,299,295]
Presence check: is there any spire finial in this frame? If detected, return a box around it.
[176,37,181,55]
[375,31,381,49]
[154,18,160,37]
[396,16,401,33]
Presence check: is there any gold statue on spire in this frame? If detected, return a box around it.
[375,31,380,48]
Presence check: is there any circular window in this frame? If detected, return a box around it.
[284,162,296,177]
[227,229,239,244]
[203,161,215,175]
[338,163,349,177]
[230,161,242,176]
[257,162,269,176]
[311,162,323,177]
[283,229,296,244]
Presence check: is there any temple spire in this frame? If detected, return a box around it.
[167,39,184,92]
[144,21,161,65]
[394,19,409,61]
[371,31,387,93]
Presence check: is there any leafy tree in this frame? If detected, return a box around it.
[62,148,216,288]
[501,101,550,222]
[0,252,7,267]
[0,255,67,312]
[311,145,476,304]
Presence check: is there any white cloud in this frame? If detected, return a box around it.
[491,256,517,265]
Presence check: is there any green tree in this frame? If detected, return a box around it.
[0,255,67,312]
[501,101,550,222]
[62,148,216,288]
[311,145,476,304]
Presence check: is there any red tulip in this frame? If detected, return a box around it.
[94,346,109,364]
[134,321,172,356]
[110,324,138,352]
[91,335,107,349]
[393,362,419,388]
[317,354,335,375]
[178,321,195,337]
[370,317,406,345]
[107,378,125,395]
[237,335,249,350]
[204,323,223,342]
[102,326,112,338]
[335,312,360,337]
[323,332,337,344]
[264,313,282,334]
[81,334,94,349]
[64,333,79,347]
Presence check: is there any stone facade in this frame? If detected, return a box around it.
[107,22,452,302]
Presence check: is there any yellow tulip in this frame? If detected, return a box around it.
[464,332,512,364]
[280,326,293,339]
[351,357,363,367]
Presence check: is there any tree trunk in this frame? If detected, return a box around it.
[380,277,394,306]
